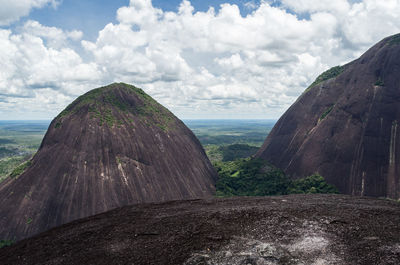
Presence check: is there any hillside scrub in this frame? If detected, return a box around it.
[289,174,339,194]
[215,158,338,197]
[9,160,32,178]
[304,65,344,93]
[0,239,14,249]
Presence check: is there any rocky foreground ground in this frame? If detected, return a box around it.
[1,194,400,265]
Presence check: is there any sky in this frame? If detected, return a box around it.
[1,0,400,120]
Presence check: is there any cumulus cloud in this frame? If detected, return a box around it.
[0,21,101,118]
[2,0,400,119]
[79,0,352,118]
[244,1,259,10]
[281,0,351,14]
[23,20,83,48]
[0,0,60,26]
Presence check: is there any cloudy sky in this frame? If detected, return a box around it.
[1,0,400,120]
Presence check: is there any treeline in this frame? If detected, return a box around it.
[215,158,338,197]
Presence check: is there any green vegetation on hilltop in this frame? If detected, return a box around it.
[305,66,345,93]
[311,66,345,87]
[55,83,175,131]
[215,158,338,197]
[134,89,175,131]
[388,33,400,45]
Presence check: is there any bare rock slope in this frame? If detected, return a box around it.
[256,34,400,199]
[0,194,399,265]
[0,83,217,241]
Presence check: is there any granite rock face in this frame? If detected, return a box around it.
[1,195,399,265]
[256,34,400,199]
[0,83,217,241]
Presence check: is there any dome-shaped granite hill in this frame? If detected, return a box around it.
[0,83,217,241]
[256,34,400,199]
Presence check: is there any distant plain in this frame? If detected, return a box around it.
[0,119,276,182]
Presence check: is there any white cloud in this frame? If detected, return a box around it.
[0,0,60,26]
[2,0,400,119]
[281,0,350,14]
[0,21,101,118]
[342,0,400,47]
[117,0,162,26]
[80,0,351,118]
[23,20,83,48]
[282,0,400,49]
[215,53,244,69]
[244,1,258,10]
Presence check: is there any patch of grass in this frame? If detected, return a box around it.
[388,33,400,45]
[54,83,176,131]
[319,105,334,122]
[26,217,32,224]
[104,93,129,112]
[0,239,14,249]
[375,78,384,86]
[9,160,32,178]
[56,84,127,128]
[135,95,175,131]
[102,109,115,127]
[305,66,345,92]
